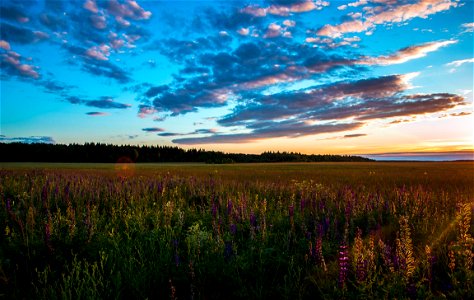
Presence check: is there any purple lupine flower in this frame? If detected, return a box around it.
[338,244,349,288]
[211,202,217,219]
[6,198,11,213]
[249,211,257,227]
[305,231,312,240]
[300,198,305,213]
[41,184,48,207]
[230,223,237,235]
[227,199,233,216]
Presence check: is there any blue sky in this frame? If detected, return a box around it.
[0,0,473,159]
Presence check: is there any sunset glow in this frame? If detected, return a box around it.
[1,0,473,160]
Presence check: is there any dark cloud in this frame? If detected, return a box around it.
[344,134,367,138]
[0,23,48,44]
[65,95,131,109]
[219,75,408,126]
[0,4,29,23]
[86,112,108,116]
[142,127,164,132]
[205,6,262,30]
[63,44,132,83]
[0,135,55,144]
[42,80,74,93]
[158,132,180,137]
[87,98,131,109]
[173,122,363,144]
[144,85,169,97]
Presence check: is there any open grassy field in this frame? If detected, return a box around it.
[1,162,473,299]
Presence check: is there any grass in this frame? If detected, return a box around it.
[1,162,473,299]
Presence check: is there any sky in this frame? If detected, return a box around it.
[0,0,473,160]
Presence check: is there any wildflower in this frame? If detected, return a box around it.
[211,202,217,219]
[6,198,11,214]
[315,235,327,272]
[448,247,456,272]
[230,223,237,235]
[338,243,349,288]
[227,199,233,216]
[249,211,257,228]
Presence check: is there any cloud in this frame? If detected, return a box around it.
[242,0,329,17]
[1,50,40,79]
[0,136,55,144]
[344,133,367,138]
[305,36,361,48]
[85,44,111,61]
[237,27,250,35]
[0,23,49,44]
[65,95,131,109]
[317,0,458,38]
[450,111,471,117]
[360,40,457,66]
[137,104,158,118]
[446,58,474,67]
[107,0,152,24]
[83,0,99,14]
[142,127,164,132]
[461,22,474,33]
[0,4,30,23]
[86,111,109,116]
[0,40,11,51]
[264,23,283,38]
[157,128,218,137]
[215,74,465,142]
[172,122,362,144]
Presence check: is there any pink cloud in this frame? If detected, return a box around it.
[90,14,107,29]
[237,27,250,36]
[241,73,299,89]
[85,44,111,61]
[283,20,296,27]
[84,0,99,13]
[0,40,11,51]
[138,105,157,118]
[242,0,328,17]
[305,36,361,48]
[264,23,282,38]
[2,50,39,79]
[317,0,458,37]
[108,0,152,23]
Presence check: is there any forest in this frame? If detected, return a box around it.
[0,142,372,163]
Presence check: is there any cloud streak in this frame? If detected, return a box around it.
[66,96,131,109]
[0,136,55,144]
[317,0,458,38]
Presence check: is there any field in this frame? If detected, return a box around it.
[1,162,473,299]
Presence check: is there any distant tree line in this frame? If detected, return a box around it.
[0,142,373,163]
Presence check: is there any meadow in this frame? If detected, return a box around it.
[1,162,473,299]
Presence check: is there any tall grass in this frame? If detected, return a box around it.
[0,162,473,298]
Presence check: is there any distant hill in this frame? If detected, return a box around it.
[0,142,373,163]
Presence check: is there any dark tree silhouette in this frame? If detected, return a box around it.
[0,142,373,163]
